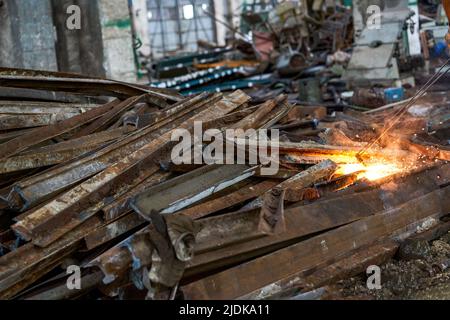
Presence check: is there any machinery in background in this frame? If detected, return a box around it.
[344,0,422,87]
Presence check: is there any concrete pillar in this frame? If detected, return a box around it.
[213,0,227,46]
[17,0,58,70]
[213,0,242,46]
[52,0,83,74]
[0,0,23,68]
[0,0,57,71]
[98,0,137,82]
[52,0,106,77]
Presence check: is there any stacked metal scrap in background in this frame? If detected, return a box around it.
[147,2,354,99]
[0,67,449,300]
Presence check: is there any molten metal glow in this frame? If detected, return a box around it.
[335,163,403,181]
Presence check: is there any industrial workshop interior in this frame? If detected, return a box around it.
[0,0,450,307]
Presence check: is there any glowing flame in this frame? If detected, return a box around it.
[335,162,404,181]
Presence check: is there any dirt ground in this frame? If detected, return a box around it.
[334,232,450,300]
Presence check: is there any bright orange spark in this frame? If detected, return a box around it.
[335,163,404,181]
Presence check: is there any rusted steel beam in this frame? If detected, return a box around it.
[22,126,134,155]
[69,95,145,138]
[260,100,294,129]
[0,98,121,160]
[277,141,415,164]
[201,107,260,131]
[12,91,250,247]
[0,216,102,299]
[408,138,450,162]
[228,95,286,130]
[0,86,93,103]
[0,101,100,130]
[20,271,104,300]
[0,128,34,144]
[0,67,180,97]
[195,209,268,254]
[0,147,98,175]
[0,127,133,174]
[182,186,450,299]
[0,216,100,282]
[0,100,99,112]
[101,172,171,222]
[85,213,145,250]
[241,240,399,300]
[316,173,360,193]
[178,180,279,220]
[85,223,159,286]
[257,160,336,234]
[1,254,69,300]
[0,114,51,131]
[0,114,80,130]
[301,240,398,292]
[131,164,255,217]
[270,160,337,202]
[0,69,182,102]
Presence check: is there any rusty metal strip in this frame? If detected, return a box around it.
[179,180,279,220]
[70,94,144,138]
[0,67,178,98]
[21,126,134,155]
[258,187,286,235]
[228,95,286,131]
[0,99,121,160]
[0,127,134,174]
[0,86,94,103]
[0,69,182,102]
[0,147,100,175]
[194,209,269,254]
[228,140,416,165]
[84,213,146,251]
[102,172,171,222]
[0,216,102,298]
[260,100,294,130]
[132,164,255,216]
[0,128,34,144]
[275,160,337,202]
[20,271,104,300]
[0,100,99,113]
[0,252,71,300]
[0,113,81,130]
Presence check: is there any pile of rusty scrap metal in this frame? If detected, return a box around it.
[148,2,353,99]
[0,67,449,300]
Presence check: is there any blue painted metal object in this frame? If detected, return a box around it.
[384,87,405,103]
